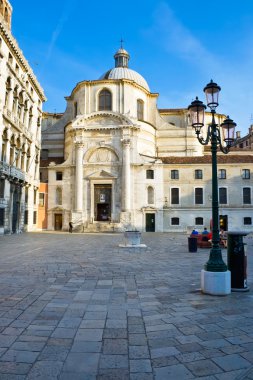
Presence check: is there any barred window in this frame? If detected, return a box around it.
[219,187,227,204]
[171,170,179,180]
[195,188,203,204]
[171,217,179,225]
[171,188,179,204]
[195,217,203,225]
[243,188,251,204]
[195,170,203,179]
[218,169,226,179]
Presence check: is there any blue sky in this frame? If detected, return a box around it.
[10,0,253,135]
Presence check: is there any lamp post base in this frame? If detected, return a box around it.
[201,269,231,295]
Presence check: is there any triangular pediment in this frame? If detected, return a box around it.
[86,170,117,179]
[72,111,133,129]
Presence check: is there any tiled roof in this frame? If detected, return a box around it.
[161,155,253,164]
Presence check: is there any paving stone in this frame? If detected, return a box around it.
[154,363,194,379]
[26,360,63,379]
[129,334,147,346]
[129,345,150,359]
[0,350,39,363]
[186,359,223,376]
[75,328,103,341]
[62,352,99,373]
[213,354,252,371]
[0,362,32,375]
[99,354,128,369]
[97,368,129,380]
[130,359,152,373]
[150,346,180,359]
[102,339,128,355]
[103,328,127,339]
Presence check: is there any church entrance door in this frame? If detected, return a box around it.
[146,213,155,232]
[94,184,112,222]
[54,214,62,230]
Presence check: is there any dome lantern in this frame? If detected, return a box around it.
[114,48,130,68]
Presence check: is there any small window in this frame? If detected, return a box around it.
[41,149,48,159]
[195,170,202,179]
[34,189,37,205]
[195,188,203,204]
[146,170,154,179]
[24,210,28,225]
[219,187,227,204]
[147,186,154,204]
[56,172,63,181]
[74,101,78,117]
[244,217,252,225]
[0,179,4,198]
[39,193,45,207]
[243,188,251,204]
[33,211,37,224]
[171,217,179,225]
[195,217,203,225]
[171,170,179,180]
[0,208,4,227]
[171,188,179,204]
[99,89,112,111]
[137,99,144,120]
[25,188,28,204]
[242,169,250,179]
[218,169,226,179]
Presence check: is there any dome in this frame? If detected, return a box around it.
[99,47,150,91]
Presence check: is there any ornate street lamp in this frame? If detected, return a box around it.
[188,80,237,295]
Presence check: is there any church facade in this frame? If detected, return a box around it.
[41,48,253,233]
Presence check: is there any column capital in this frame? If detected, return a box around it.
[121,138,131,147]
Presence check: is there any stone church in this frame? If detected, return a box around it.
[40,48,253,233]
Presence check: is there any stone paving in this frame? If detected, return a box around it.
[0,231,253,379]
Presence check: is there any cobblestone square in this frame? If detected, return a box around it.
[0,231,253,379]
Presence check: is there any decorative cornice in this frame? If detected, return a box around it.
[0,21,46,102]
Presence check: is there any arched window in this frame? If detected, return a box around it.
[56,187,62,205]
[147,186,154,204]
[99,89,112,111]
[4,7,8,22]
[137,99,144,120]
[28,106,33,128]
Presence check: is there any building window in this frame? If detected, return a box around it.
[195,217,203,225]
[195,169,203,179]
[171,217,179,225]
[219,187,227,204]
[244,217,252,225]
[56,187,62,205]
[74,101,78,117]
[39,193,45,207]
[171,188,179,204]
[195,188,203,204]
[56,172,63,181]
[0,208,4,227]
[24,210,28,225]
[242,169,250,179]
[243,187,251,204]
[146,170,154,179]
[218,169,226,179]
[171,170,179,180]
[33,211,37,225]
[147,186,154,204]
[137,99,144,120]
[0,179,4,198]
[34,189,37,205]
[99,89,112,111]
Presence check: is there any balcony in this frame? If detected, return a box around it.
[0,161,25,182]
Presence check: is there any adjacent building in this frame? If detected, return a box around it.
[0,0,46,234]
[41,48,253,233]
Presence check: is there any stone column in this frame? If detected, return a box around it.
[121,138,131,211]
[75,144,84,211]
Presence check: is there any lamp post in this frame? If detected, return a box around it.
[188,80,236,295]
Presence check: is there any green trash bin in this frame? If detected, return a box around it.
[227,231,249,292]
[188,237,198,252]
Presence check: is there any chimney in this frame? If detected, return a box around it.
[236,131,241,139]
